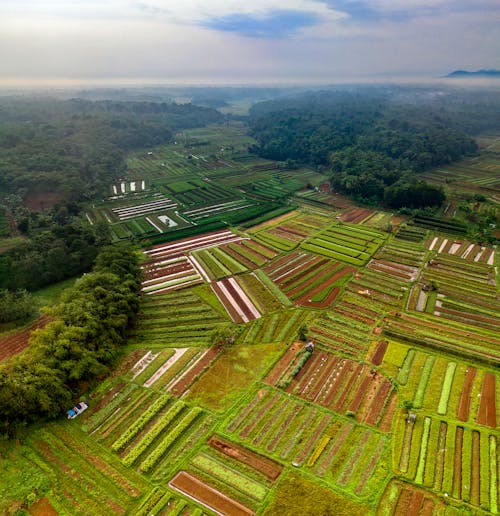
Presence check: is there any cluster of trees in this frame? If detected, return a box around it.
[248,91,480,207]
[0,245,141,435]
[0,289,36,324]
[0,98,223,200]
[0,202,110,290]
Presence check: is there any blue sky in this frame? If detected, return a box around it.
[0,0,499,85]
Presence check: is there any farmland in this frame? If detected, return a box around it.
[2,124,500,516]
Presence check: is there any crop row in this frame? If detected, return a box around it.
[394,415,498,513]
[240,308,308,345]
[225,387,390,499]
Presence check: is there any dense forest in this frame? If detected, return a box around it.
[0,98,222,200]
[0,245,141,435]
[248,91,489,207]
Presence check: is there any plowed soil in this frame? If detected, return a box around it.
[476,373,497,427]
[170,471,254,516]
[209,435,282,481]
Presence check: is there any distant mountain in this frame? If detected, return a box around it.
[446,69,500,78]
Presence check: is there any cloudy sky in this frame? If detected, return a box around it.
[0,0,499,86]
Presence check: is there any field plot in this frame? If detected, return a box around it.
[427,236,496,264]
[0,315,51,362]
[239,309,309,345]
[374,240,426,268]
[219,238,277,269]
[417,254,499,331]
[345,267,409,311]
[339,206,375,224]
[368,258,419,282]
[178,439,281,514]
[377,479,443,515]
[263,250,355,308]
[393,414,498,514]
[302,222,386,266]
[265,348,396,429]
[394,224,427,243]
[211,276,261,323]
[224,387,390,500]
[130,290,229,347]
[384,312,500,367]
[251,227,300,252]
[20,423,150,515]
[307,300,378,357]
[83,387,214,478]
[389,345,498,426]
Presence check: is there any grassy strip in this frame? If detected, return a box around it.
[123,401,186,466]
[253,269,293,308]
[415,417,431,484]
[437,362,457,415]
[192,453,267,500]
[140,407,202,472]
[397,349,415,385]
[112,395,170,452]
[413,356,436,408]
[490,436,498,514]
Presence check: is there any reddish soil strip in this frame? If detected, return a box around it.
[407,490,425,516]
[285,260,336,296]
[266,405,303,453]
[287,351,325,394]
[222,245,256,268]
[370,340,388,365]
[453,427,464,499]
[169,346,221,396]
[170,471,254,516]
[338,430,370,485]
[355,439,385,494]
[211,282,243,323]
[394,486,414,514]
[227,391,266,433]
[252,399,290,446]
[240,393,281,438]
[29,497,58,516]
[334,364,366,412]
[457,367,477,421]
[294,414,332,465]
[316,423,354,476]
[279,256,326,288]
[0,315,52,362]
[476,373,497,427]
[433,422,448,491]
[365,381,393,426]
[348,373,373,414]
[334,307,374,325]
[209,435,283,481]
[295,352,331,397]
[379,391,398,432]
[265,342,302,385]
[264,251,302,275]
[308,356,340,402]
[278,225,308,238]
[220,278,255,321]
[421,499,437,516]
[471,430,481,506]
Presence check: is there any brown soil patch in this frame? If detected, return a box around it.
[24,192,65,212]
[264,342,302,385]
[370,340,388,365]
[209,435,282,481]
[211,282,243,323]
[220,278,255,321]
[476,373,497,427]
[0,315,52,362]
[170,346,221,396]
[29,497,58,516]
[170,471,254,516]
[457,367,476,421]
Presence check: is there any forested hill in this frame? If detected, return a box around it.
[0,98,222,200]
[248,91,479,207]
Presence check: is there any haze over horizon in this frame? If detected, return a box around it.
[1,0,499,87]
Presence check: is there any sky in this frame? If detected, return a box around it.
[0,0,499,86]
